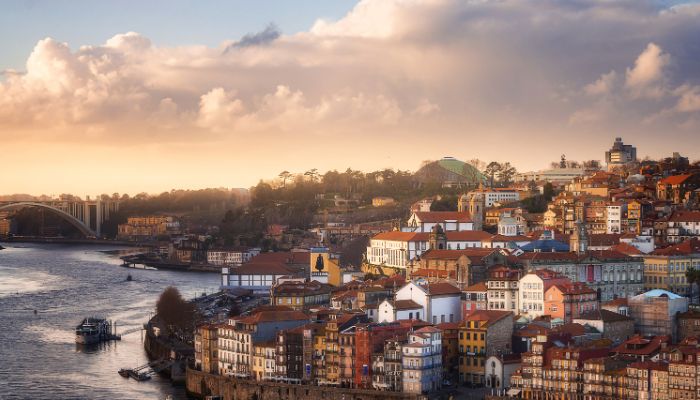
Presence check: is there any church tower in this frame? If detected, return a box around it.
[429,224,447,250]
[468,193,485,231]
[569,220,588,254]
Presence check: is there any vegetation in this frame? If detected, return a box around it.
[155,286,197,332]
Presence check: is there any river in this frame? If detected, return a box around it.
[0,243,220,400]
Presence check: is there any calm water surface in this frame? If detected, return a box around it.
[0,243,220,400]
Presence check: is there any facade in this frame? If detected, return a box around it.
[207,247,260,266]
[518,251,645,301]
[605,137,637,168]
[402,326,442,394]
[573,309,635,345]
[544,282,598,323]
[463,281,488,317]
[194,324,219,374]
[518,269,570,319]
[485,354,521,390]
[405,211,475,233]
[221,261,300,292]
[643,238,700,297]
[117,216,179,240]
[458,310,514,385]
[392,281,462,325]
[270,280,333,310]
[486,266,522,313]
[463,188,520,209]
[628,289,689,341]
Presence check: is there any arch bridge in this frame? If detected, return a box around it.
[0,199,119,238]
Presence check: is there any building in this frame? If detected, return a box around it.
[605,137,637,169]
[404,211,475,233]
[412,247,507,289]
[573,309,635,345]
[354,321,416,389]
[194,324,219,374]
[656,174,700,204]
[372,196,396,207]
[207,247,260,266]
[461,188,521,209]
[251,339,276,381]
[517,250,645,302]
[117,216,179,240]
[485,354,521,390]
[221,262,299,293]
[365,230,498,275]
[628,289,689,341]
[486,266,522,313]
[677,310,700,341]
[402,326,443,394]
[458,310,514,385]
[218,308,309,378]
[544,281,598,323]
[413,157,486,189]
[270,280,333,310]
[666,211,700,243]
[463,281,488,317]
[643,238,700,297]
[518,269,570,319]
[378,282,462,324]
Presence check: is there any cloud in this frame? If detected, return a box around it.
[625,42,670,98]
[1,0,700,183]
[223,24,281,52]
[585,70,617,96]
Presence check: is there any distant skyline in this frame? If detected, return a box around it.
[2,0,700,195]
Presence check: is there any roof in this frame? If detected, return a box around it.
[236,310,309,325]
[231,262,296,275]
[588,234,621,247]
[425,282,461,296]
[412,211,473,223]
[411,269,454,279]
[668,211,700,223]
[651,238,700,256]
[636,289,684,299]
[554,323,586,337]
[603,298,628,307]
[252,251,310,265]
[272,281,333,296]
[549,282,595,295]
[420,248,496,260]
[575,309,633,323]
[659,174,692,185]
[465,282,487,292]
[391,299,423,310]
[609,242,644,255]
[415,326,442,334]
[484,234,532,243]
[464,310,512,326]
[519,239,570,252]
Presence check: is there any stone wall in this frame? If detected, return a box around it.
[187,368,428,400]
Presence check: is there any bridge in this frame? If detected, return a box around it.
[0,198,120,238]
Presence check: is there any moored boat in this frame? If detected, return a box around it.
[75,317,116,344]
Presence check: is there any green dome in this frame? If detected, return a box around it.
[415,157,487,187]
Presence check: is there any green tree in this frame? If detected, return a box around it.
[484,162,502,188]
[497,162,517,185]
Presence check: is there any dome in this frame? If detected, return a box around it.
[415,157,487,188]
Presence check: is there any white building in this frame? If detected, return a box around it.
[221,262,297,292]
[377,299,424,322]
[464,189,520,208]
[518,270,569,319]
[207,247,261,266]
[515,168,586,184]
[392,281,462,325]
[486,266,522,313]
[498,216,526,236]
[485,355,521,390]
[365,230,492,271]
[402,326,443,394]
[404,211,474,233]
[606,204,626,234]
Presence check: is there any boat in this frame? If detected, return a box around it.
[118,368,130,378]
[126,274,132,281]
[128,369,151,381]
[75,317,117,344]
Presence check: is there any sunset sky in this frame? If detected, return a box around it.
[2,0,700,196]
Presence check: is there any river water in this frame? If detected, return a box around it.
[0,243,220,400]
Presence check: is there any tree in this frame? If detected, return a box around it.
[278,171,292,188]
[484,162,502,188]
[497,162,517,185]
[156,286,196,332]
[583,160,602,171]
[304,168,319,182]
[543,182,555,202]
[686,268,700,303]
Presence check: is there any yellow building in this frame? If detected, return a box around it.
[643,239,700,297]
[458,310,513,385]
[270,280,333,310]
[117,216,175,240]
[251,339,276,381]
[310,248,343,286]
[372,196,396,207]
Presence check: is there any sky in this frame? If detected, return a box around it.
[1,0,700,196]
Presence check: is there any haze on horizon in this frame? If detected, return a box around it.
[2,0,700,196]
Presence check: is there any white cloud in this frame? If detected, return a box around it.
[625,42,670,98]
[585,70,617,96]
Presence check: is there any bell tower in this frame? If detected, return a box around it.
[429,224,447,250]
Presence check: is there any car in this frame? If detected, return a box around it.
[443,379,452,387]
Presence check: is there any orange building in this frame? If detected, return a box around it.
[544,282,598,323]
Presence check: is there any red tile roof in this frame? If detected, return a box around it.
[659,174,692,185]
[588,234,621,247]
[392,299,423,310]
[652,238,700,256]
[420,248,497,260]
[426,282,462,296]
[484,234,532,242]
[232,262,296,275]
[610,242,644,255]
[549,282,595,295]
[411,269,454,279]
[465,282,487,292]
[464,310,512,326]
[236,310,309,324]
[668,211,700,223]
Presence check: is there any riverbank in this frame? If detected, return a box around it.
[1,236,146,247]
